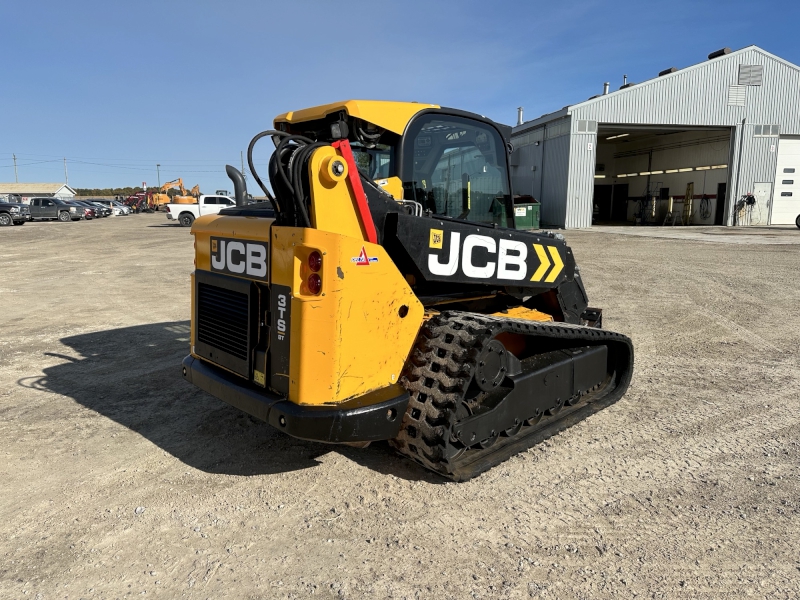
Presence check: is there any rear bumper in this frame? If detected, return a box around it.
[181,355,408,443]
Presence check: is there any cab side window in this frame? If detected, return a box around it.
[403,115,511,226]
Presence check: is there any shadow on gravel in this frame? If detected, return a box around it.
[21,321,441,482]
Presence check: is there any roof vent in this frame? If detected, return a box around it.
[708,47,731,59]
[658,67,678,76]
[619,82,636,89]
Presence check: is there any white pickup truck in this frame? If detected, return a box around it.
[165,195,236,227]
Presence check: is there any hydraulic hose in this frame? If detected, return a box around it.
[248,129,318,227]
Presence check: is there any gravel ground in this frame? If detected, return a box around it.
[1,214,799,599]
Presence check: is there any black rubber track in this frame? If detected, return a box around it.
[389,311,634,481]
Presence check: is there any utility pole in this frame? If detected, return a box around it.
[13,154,18,183]
[156,164,161,188]
[240,151,246,183]
[64,157,68,185]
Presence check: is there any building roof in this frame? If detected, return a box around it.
[514,45,800,134]
[0,183,76,195]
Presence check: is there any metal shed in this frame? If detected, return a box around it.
[511,46,800,228]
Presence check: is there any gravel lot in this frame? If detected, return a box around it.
[1,214,799,599]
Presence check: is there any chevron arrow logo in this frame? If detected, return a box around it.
[530,244,564,282]
[544,246,564,282]
[530,244,550,281]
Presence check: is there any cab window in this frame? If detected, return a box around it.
[351,142,393,179]
[402,115,511,226]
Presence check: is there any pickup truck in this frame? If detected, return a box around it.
[164,195,236,227]
[28,197,83,222]
[0,200,31,226]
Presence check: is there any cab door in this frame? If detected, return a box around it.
[42,199,57,218]
[30,199,43,219]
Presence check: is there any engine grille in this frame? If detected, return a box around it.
[197,283,249,360]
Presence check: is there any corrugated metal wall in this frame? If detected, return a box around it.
[540,129,571,226]
[511,118,571,226]
[565,131,596,228]
[516,47,800,227]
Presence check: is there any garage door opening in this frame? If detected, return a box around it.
[593,125,732,225]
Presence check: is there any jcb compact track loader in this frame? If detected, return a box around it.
[182,100,634,481]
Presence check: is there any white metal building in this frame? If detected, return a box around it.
[0,183,77,203]
[511,46,800,228]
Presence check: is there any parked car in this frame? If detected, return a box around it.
[85,201,112,217]
[28,197,82,222]
[0,200,31,226]
[89,199,131,215]
[796,213,800,229]
[69,201,98,220]
[63,200,95,220]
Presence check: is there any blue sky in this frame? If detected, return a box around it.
[2,0,799,192]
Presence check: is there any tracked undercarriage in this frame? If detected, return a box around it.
[391,312,633,481]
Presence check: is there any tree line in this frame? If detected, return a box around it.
[75,187,182,197]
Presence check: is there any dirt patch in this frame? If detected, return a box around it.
[1,215,799,598]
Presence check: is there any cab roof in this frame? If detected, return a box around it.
[274,100,440,136]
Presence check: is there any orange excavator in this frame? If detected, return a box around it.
[151,178,201,209]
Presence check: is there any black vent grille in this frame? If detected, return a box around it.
[197,283,249,360]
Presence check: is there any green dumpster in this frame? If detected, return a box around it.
[513,198,540,230]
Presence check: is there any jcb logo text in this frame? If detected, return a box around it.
[210,237,268,280]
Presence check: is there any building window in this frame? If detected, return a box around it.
[780,192,793,197]
[727,85,746,106]
[754,125,779,137]
[784,168,796,173]
[738,64,764,86]
[576,120,597,133]
[782,180,794,185]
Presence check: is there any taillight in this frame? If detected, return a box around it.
[307,273,322,295]
[308,251,322,272]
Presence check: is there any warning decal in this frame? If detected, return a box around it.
[351,246,378,266]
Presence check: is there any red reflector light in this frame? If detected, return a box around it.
[307,273,322,295]
[308,250,322,272]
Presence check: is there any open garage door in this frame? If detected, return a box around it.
[770,136,800,225]
[593,125,731,225]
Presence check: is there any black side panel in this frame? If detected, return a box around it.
[269,284,292,395]
[390,212,575,288]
